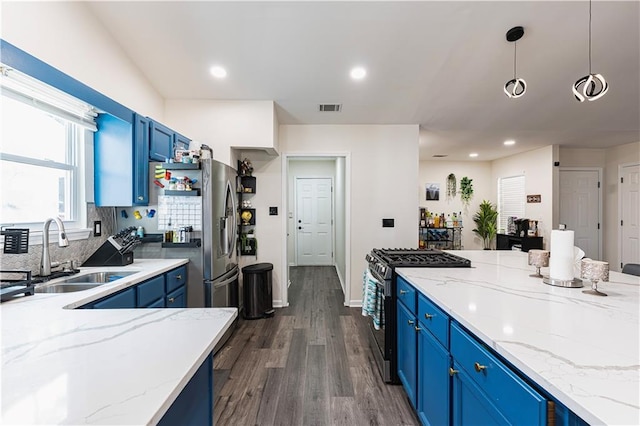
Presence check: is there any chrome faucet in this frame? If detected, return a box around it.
[40,217,69,276]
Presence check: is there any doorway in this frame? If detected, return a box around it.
[559,168,602,260]
[281,154,350,308]
[619,163,639,268]
[295,177,333,265]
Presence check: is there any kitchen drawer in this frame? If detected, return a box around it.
[418,293,449,348]
[145,298,165,308]
[397,276,416,314]
[93,287,136,309]
[137,275,165,307]
[166,266,187,293]
[450,322,547,424]
[166,286,186,308]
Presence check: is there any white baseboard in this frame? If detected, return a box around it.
[350,299,363,308]
[335,265,345,294]
[272,300,288,308]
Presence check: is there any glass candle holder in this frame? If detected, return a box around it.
[580,259,609,296]
[528,249,550,278]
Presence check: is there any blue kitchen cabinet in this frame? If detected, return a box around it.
[80,265,188,309]
[451,362,510,426]
[137,275,165,308]
[149,119,191,162]
[92,287,136,309]
[158,353,213,426]
[149,120,174,161]
[166,286,186,308]
[417,325,450,426]
[94,113,149,206]
[397,297,418,409]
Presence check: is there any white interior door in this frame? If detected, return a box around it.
[620,164,640,267]
[559,169,601,259]
[296,178,333,265]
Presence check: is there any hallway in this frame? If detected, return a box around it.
[213,266,418,425]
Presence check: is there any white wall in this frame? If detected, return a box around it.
[287,159,337,265]
[559,148,606,168]
[335,157,347,288]
[418,161,493,249]
[491,146,555,249]
[165,100,278,167]
[604,141,640,269]
[1,1,164,119]
[279,124,419,305]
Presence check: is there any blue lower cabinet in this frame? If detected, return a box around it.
[166,286,186,308]
[137,275,165,307]
[159,353,213,426]
[92,287,136,309]
[144,298,165,308]
[417,326,450,426]
[451,362,510,426]
[397,300,417,409]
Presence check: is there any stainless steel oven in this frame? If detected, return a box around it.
[364,248,471,384]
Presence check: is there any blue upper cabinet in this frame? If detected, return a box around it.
[149,120,174,161]
[149,119,191,162]
[94,113,149,206]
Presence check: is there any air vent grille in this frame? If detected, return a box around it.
[432,154,448,158]
[318,104,342,112]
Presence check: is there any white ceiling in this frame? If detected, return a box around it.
[85,1,640,161]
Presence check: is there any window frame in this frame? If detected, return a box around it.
[497,175,526,233]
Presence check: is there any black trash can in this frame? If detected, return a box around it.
[242,262,274,319]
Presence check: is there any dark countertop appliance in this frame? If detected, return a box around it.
[364,248,471,384]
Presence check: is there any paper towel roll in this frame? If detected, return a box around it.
[550,230,575,280]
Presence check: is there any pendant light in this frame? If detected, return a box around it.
[573,0,609,102]
[504,26,527,99]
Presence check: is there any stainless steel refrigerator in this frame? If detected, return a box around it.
[132,155,240,319]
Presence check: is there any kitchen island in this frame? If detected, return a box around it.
[1,259,237,425]
[397,250,639,425]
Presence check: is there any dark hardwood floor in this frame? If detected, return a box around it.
[213,266,418,425]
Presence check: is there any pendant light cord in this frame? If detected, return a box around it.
[514,42,517,79]
[589,0,592,74]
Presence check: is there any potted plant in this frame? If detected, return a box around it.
[472,200,498,249]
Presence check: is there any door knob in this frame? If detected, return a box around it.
[298,226,302,230]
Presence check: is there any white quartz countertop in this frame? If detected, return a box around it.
[396,250,640,426]
[1,259,238,425]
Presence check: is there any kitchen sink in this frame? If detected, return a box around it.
[36,283,104,293]
[57,271,136,284]
[35,271,137,293]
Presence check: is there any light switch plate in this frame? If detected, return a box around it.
[93,220,102,236]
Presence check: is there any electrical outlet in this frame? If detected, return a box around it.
[269,207,278,216]
[93,220,102,236]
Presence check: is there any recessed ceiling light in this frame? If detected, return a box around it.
[350,67,366,80]
[209,66,227,79]
[504,140,516,146]
[469,153,479,158]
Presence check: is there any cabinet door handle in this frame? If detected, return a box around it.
[407,320,414,325]
[176,275,182,280]
[414,326,421,332]
[137,195,144,201]
[399,289,408,294]
[474,362,487,373]
[449,368,459,376]
[424,313,433,320]
[168,297,175,303]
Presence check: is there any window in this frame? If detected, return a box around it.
[0,66,96,231]
[497,175,525,233]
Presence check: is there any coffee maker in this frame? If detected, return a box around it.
[514,218,529,237]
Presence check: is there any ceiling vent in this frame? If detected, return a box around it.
[318,104,342,112]
[432,154,448,158]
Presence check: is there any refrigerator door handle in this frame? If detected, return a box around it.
[209,272,239,289]
[227,180,237,256]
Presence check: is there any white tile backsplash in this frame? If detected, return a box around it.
[157,196,202,230]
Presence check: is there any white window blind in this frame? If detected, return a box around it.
[498,175,525,232]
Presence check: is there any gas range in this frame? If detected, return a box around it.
[363,248,470,384]
[366,248,471,281]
